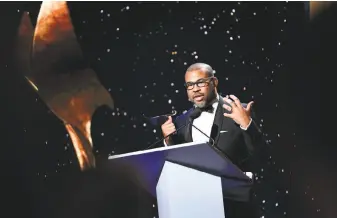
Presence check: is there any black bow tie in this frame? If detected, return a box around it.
[200,104,214,113]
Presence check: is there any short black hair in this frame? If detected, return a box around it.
[186,63,215,77]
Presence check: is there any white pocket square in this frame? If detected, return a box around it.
[220,130,228,133]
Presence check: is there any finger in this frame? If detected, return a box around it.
[229,94,241,108]
[223,97,233,104]
[246,101,254,112]
[168,127,176,133]
[164,125,175,132]
[164,122,174,128]
[164,127,176,136]
[223,97,237,108]
[164,116,172,124]
[223,112,233,118]
[162,122,174,130]
[171,127,177,132]
[167,123,175,129]
[222,104,232,111]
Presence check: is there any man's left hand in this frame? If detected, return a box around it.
[223,95,253,129]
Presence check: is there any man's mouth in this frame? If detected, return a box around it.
[193,95,204,102]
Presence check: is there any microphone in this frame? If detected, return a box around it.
[145,107,215,149]
[142,110,177,127]
[190,123,216,146]
[189,107,202,120]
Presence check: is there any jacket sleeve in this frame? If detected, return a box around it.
[241,109,265,156]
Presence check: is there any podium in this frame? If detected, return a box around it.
[108,141,253,218]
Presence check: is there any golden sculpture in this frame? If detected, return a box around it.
[15,1,114,170]
[309,1,333,20]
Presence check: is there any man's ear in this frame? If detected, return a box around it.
[213,77,219,87]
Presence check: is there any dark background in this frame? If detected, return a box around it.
[0,1,327,218]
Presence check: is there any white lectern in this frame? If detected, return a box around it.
[108,141,252,218]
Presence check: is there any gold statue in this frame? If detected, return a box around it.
[15,1,114,170]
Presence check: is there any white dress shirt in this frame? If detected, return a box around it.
[191,95,220,143]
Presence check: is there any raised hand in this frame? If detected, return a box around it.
[161,116,176,144]
[222,95,253,129]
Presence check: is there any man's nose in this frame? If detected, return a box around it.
[192,84,201,91]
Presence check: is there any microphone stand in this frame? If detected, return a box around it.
[189,121,215,147]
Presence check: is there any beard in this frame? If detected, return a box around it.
[194,100,207,108]
[190,89,217,109]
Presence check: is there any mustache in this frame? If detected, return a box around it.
[189,94,205,102]
[192,93,204,98]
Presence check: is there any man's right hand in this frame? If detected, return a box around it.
[161,116,176,144]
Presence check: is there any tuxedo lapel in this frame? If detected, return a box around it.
[185,121,193,142]
[212,96,234,144]
[212,97,224,145]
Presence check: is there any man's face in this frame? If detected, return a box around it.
[185,70,218,108]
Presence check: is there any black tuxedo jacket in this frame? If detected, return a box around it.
[170,97,263,173]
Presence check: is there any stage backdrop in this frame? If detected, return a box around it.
[0,1,326,218]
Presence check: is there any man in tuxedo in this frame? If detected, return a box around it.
[161,63,263,218]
